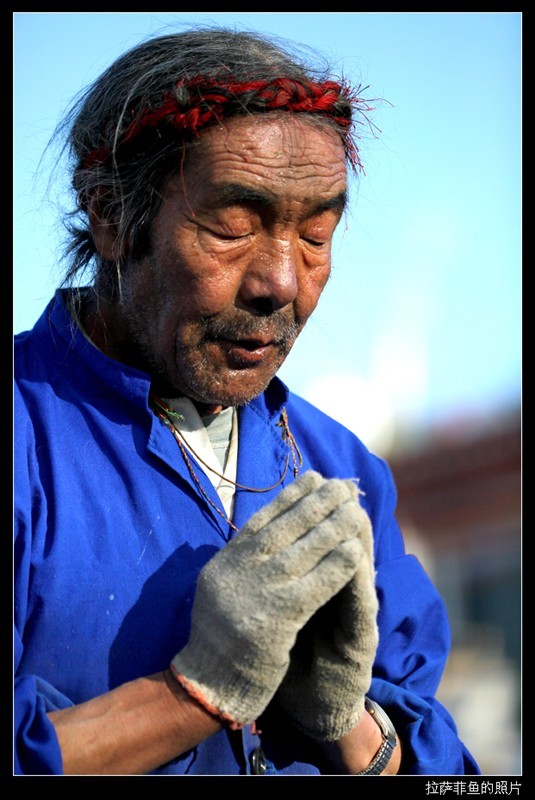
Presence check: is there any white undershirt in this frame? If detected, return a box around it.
[162,397,238,517]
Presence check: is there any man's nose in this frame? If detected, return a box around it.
[238,237,299,315]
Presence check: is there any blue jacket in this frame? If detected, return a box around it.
[14,291,480,775]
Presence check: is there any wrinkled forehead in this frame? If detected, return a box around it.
[182,114,348,195]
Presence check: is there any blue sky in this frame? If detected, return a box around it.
[13,12,522,453]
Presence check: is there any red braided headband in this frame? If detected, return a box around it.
[83,77,369,171]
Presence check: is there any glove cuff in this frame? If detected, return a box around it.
[286,686,368,742]
[309,695,367,742]
[170,628,286,730]
[169,663,247,730]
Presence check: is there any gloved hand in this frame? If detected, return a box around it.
[271,487,378,741]
[170,471,364,729]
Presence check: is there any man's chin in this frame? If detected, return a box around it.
[182,368,279,409]
[195,381,273,410]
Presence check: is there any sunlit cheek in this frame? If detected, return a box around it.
[166,267,238,321]
[296,264,332,322]
[307,253,333,290]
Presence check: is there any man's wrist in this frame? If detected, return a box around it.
[314,702,387,774]
[355,698,398,776]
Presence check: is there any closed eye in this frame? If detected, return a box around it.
[198,222,252,240]
[302,237,327,246]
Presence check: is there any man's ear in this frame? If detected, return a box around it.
[88,193,122,262]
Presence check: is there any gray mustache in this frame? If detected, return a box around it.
[201,313,300,345]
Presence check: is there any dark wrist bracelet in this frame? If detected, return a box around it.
[356,697,398,776]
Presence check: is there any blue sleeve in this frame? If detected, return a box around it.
[14,629,65,775]
[14,385,67,775]
[370,555,480,774]
[352,452,480,773]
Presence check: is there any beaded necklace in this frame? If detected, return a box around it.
[150,393,303,532]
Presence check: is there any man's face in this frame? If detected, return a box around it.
[112,114,347,408]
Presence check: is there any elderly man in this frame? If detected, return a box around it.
[14,27,479,776]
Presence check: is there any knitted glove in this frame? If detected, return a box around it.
[170,471,364,729]
[271,487,379,741]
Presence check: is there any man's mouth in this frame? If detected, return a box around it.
[212,335,277,365]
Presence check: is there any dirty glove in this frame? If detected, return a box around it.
[170,471,364,729]
[271,486,379,741]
